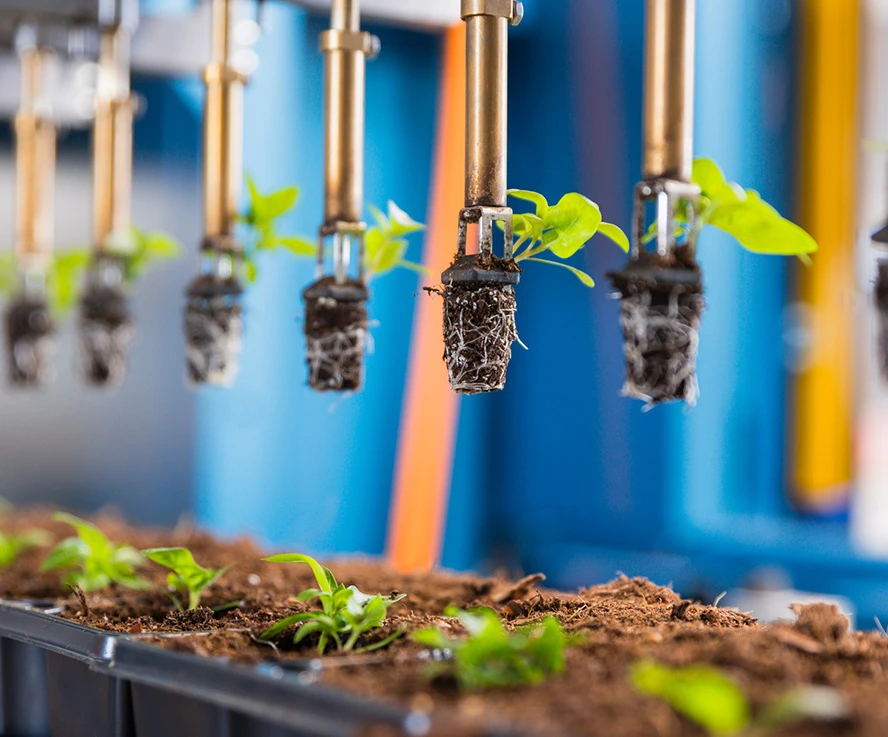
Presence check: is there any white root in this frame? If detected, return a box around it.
[306,324,367,391]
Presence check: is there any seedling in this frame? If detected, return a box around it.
[260,553,405,654]
[630,660,847,735]
[609,158,817,407]
[412,607,576,691]
[41,513,146,593]
[437,190,626,394]
[303,201,425,392]
[142,547,232,611]
[0,529,52,567]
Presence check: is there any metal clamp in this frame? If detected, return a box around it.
[319,29,381,58]
[318,220,366,284]
[461,0,523,25]
[631,178,701,259]
[457,205,515,261]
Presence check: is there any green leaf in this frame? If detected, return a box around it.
[142,232,181,258]
[512,213,545,243]
[263,553,335,594]
[692,158,743,206]
[629,660,751,735]
[368,203,390,231]
[260,612,317,640]
[41,538,86,572]
[53,513,110,558]
[46,249,90,317]
[253,186,298,224]
[543,193,603,259]
[370,239,408,277]
[508,190,549,217]
[276,237,317,256]
[597,222,630,252]
[527,258,595,287]
[706,198,818,256]
[243,258,258,283]
[387,201,425,237]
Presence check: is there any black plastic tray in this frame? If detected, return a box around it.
[0,600,132,737]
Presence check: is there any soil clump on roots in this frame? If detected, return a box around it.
[609,248,703,407]
[5,298,53,388]
[303,276,368,392]
[79,286,133,387]
[436,254,520,394]
[874,259,888,379]
[184,276,243,387]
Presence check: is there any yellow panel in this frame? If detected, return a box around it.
[792,0,859,509]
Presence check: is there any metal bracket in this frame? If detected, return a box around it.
[632,178,701,259]
[318,220,367,285]
[461,0,523,25]
[319,29,380,58]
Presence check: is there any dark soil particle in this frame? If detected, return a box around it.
[5,298,53,388]
[608,248,704,407]
[79,286,133,387]
[3,509,888,737]
[303,277,368,392]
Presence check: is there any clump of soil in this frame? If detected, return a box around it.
[303,276,368,392]
[609,248,703,408]
[4,297,53,388]
[184,275,243,387]
[79,286,133,388]
[437,255,521,395]
[874,259,888,380]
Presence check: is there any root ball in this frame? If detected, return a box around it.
[5,298,53,388]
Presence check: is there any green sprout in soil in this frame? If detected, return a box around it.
[142,546,232,611]
[0,529,52,567]
[504,189,629,286]
[630,660,848,735]
[412,607,577,691]
[41,513,146,592]
[260,553,406,655]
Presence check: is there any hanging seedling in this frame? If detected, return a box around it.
[304,201,424,392]
[435,190,626,394]
[80,228,179,387]
[142,546,232,611]
[609,159,817,407]
[412,606,577,690]
[260,553,405,654]
[41,512,146,593]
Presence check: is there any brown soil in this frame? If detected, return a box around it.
[3,510,888,737]
[303,282,368,392]
[79,286,132,387]
[5,297,53,388]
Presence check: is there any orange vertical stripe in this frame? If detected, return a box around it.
[386,24,465,572]
[792,0,859,508]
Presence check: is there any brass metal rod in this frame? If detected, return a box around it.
[93,27,133,248]
[464,12,508,207]
[323,0,366,225]
[203,0,244,245]
[642,0,695,182]
[15,46,55,265]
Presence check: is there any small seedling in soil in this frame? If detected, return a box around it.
[42,513,146,593]
[630,660,848,735]
[436,190,627,394]
[142,547,232,611]
[0,529,52,566]
[412,607,577,691]
[260,553,406,654]
[303,201,425,392]
[609,158,817,408]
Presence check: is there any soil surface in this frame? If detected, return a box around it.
[3,509,888,737]
[303,282,367,392]
[608,248,703,407]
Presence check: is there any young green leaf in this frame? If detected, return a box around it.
[412,608,576,691]
[142,547,232,611]
[46,249,91,316]
[0,529,52,567]
[544,193,603,259]
[42,513,146,593]
[277,237,317,256]
[629,660,751,735]
[508,189,549,218]
[526,258,595,287]
[691,158,817,257]
[260,553,405,654]
[387,201,424,237]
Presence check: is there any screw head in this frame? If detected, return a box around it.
[511,1,524,25]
